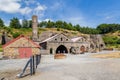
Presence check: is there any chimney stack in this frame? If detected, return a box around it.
[32,15,38,41]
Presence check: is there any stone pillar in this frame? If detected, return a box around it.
[32,15,38,41]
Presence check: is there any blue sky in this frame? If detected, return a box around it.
[0,0,120,28]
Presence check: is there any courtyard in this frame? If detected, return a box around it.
[0,51,120,80]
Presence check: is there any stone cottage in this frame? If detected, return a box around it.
[2,35,40,58]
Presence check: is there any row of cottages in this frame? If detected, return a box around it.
[2,35,40,59]
[39,33,96,55]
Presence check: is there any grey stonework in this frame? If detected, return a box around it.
[37,33,105,55]
[32,15,38,41]
[32,15,105,55]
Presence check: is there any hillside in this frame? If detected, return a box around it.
[105,30,120,38]
[102,30,120,48]
[0,27,88,39]
[1,27,120,50]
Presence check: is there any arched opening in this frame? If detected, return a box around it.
[56,45,68,54]
[90,44,94,49]
[50,48,53,54]
[70,47,76,54]
[100,44,104,48]
[80,45,85,54]
[86,47,89,52]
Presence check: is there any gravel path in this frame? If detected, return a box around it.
[0,51,120,80]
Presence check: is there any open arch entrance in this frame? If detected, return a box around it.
[50,48,53,54]
[56,45,68,54]
[80,45,85,54]
[90,44,94,49]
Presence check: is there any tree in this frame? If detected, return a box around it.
[9,17,21,28]
[28,20,32,28]
[74,24,81,31]
[39,21,47,27]
[47,20,55,28]
[97,24,120,34]
[22,19,29,28]
[56,20,63,28]
[0,18,4,27]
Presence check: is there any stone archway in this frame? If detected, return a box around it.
[56,45,68,54]
[50,48,53,54]
[100,44,104,48]
[90,44,94,49]
[80,45,85,54]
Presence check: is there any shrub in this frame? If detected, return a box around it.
[12,32,22,38]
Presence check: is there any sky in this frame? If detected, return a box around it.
[0,0,120,28]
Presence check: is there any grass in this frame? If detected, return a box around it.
[0,48,3,52]
[0,44,3,52]
[105,44,120,48]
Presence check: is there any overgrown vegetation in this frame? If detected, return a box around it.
[1,17,120,48]
[0,44,3,52]
[103,35,120,48]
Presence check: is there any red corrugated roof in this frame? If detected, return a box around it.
[2,35,40,48]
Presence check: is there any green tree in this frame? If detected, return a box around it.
[74,24,81,31]
[0,18,4,27]
[28,20,32,28]
[10,17,21,28]
[47,20,55,28]
[12,32,22,38]
[103,36,118,44]
[97,24,120,34]
[39,21,47,27]
[22,19,29,28]
[55,20,63,28]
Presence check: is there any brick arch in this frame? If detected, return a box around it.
[80,45,85,53]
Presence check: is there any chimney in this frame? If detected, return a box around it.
[32,15,38,41]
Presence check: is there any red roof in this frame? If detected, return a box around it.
[2,35,40,48]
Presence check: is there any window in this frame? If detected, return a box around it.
[61,38,63,41]
[55,39,57,41]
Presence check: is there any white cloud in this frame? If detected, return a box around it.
[0,0,47,16]
[20,7,32,15]
[68,17,84,24]
[0,0,21,13]
[44,18,53,22]
[0,0,32,14]
[24,0,36,6]
[19,19,23,24]
[35,5,47,11]
[33,4,47,17]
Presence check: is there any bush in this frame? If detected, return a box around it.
[57,28,60,31]
[12,32,22,38]
[103,36,118,44]
[0,44,3,52]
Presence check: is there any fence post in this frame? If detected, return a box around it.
[32,56,35,74]
[30,57,33,76]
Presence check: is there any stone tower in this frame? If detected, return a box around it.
[32,15,38,41]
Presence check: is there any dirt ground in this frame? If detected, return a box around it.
[0,51,120,80]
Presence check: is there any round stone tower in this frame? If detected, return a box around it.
[32,15,38,41]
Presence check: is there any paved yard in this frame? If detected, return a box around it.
[0,51,120,80]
